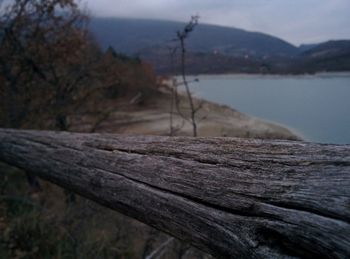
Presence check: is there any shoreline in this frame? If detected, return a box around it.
[183,71,350,79]
[70,90,302,141]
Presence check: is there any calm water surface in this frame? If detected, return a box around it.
[187,73,350,144]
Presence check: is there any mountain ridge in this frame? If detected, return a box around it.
[90,17,298,57]
[90,17,350,74]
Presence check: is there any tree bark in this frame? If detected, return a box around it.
[0,128,349,258]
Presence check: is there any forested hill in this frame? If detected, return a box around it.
[292,40,350,73]
[90,17,350,74]
[302,40,350,56]
[90,17,298,58]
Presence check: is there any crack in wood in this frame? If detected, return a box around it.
[1,129,350,258]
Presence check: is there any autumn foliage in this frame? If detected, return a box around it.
[0,0,158,131]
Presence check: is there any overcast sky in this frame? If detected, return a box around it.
[84,0,350,46]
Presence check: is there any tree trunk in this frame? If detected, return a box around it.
[0,129,349,258]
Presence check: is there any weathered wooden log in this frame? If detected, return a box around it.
[0,129,349,258]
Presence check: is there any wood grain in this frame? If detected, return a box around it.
[0,129,349,258]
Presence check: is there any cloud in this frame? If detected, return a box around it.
[84,0,350,45]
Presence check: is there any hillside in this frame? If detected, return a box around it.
[292,40,350,73]
[90,17,298,58]
[301,40,350,58]
[298,43,320,53]
[90,18,350,74]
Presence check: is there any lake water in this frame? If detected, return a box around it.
[186,73,350,144]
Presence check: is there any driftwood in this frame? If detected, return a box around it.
[0,128,349,258]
